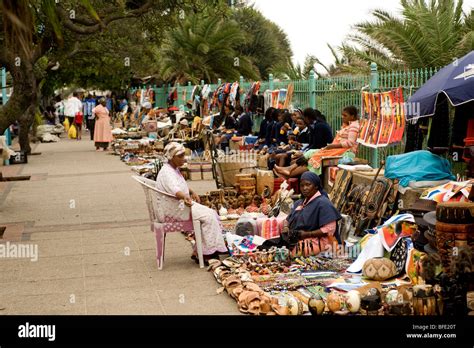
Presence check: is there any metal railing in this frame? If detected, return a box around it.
[130,64,439,166]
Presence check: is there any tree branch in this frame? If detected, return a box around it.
[57,0,154,35]
[66,4,127,26]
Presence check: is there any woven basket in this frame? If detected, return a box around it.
[240,185,256,195]
[239,177,256,187]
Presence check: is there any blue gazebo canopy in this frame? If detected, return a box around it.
[407,50,474,120]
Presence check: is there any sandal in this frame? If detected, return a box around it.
[271,303,289,316]
[244,282,263,294]
[247,299,261,315]
[231,285,244,300]
[259,300,273,316]
[218,271,232,284]
[222,257,242,268]
[238,291,261,315]
[223,275,242,294]
[207,259,222,271]
[213,267,230,284]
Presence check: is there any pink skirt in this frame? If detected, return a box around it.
[94,117,113,143]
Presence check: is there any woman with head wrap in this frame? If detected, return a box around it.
[155,142,228,264]
[92,97,113,151]
[283,171,342,257]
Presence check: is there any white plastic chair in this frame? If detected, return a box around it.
[132,175,204,269]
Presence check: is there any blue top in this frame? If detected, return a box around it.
[106,98,113,111]
[83,98,96,118]
[258,119,269,139]
[274,121,288,144]
[236,112,253,136]
[302,120,334,150]
[287,193,342,243]
[265,120,276,146]
[311,120,334,149]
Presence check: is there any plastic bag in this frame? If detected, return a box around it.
[68,124,77,139]
[63,118,70,133]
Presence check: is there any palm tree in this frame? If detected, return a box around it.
[158,14,259,84]
[274,55,320,80]
[346,0,473,70]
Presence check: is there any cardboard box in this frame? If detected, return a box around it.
[188,162,202,180]
[201,162,213,180]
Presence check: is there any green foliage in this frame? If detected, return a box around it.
[274,55,318,80]
[232,6,293,78]
[344,0,473,71]
[158,13,259,84]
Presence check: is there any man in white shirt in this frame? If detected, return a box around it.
[63,92,83,127]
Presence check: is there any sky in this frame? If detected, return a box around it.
[252,0,474,73]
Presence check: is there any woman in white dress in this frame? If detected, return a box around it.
[155,142,228,264]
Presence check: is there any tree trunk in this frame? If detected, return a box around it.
[18,104,36,154]
[0,60,38,154]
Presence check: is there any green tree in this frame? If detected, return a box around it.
[0,0,188,152]
[158,14,259,84]
[275,55,318,80]
[232,6,293,78]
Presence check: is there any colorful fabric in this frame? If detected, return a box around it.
[334,120,360,153]
[358,88,405,147]
[377,214,417,252]
[384,150,455,187]
[420,180,474,203]
[347,233,385,273]
[163,142,185,161]
[406,244,427,285]
[306,148,349,175]
[390,238,408,275]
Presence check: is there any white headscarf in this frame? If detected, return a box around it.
[164,142,185,161]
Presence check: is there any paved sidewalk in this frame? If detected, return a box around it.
[0,135,237,315]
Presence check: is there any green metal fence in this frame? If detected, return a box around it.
[131,64,440,165]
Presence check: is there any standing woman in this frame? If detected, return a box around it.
[92,98,113,151]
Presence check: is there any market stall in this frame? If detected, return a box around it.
[123,74,474,317]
